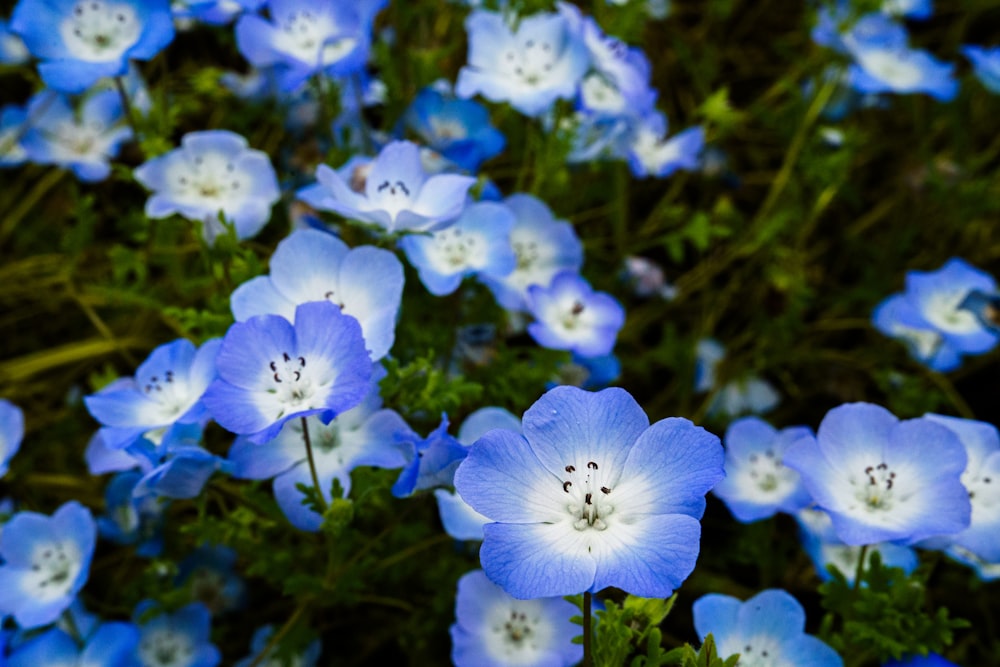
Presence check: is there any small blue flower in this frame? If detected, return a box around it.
[873,258,999,371]
[229,371,412,530]
[963,45,1000,94]
[21,90,132,182]
[784,402,971,546]
[0,399,24,478]
[692,589,844,667]
[881,0,933,20]
[7,623,140,667]
[10,0,174,94]
[298,140,476,234]
[626,112,704,178]
[132,601,220,667]
[231,228,404,362]
[885,654,960,667]
[0,501,96,629]
[796,508,918,585]
[454,386,724,598]
[235,625,321,667]
[172,0,262,26]
[176,545,246,615]
[392,415,469,498]
[693,338,781,418]
[712,417,813,523]
[134,130,281,243]
[450,569,582,667]
[203,301,373,444]
[456,9,590,117]
[84,338,221,451]
[234,0,385,91]
[526,271,625,358]
[404,87,505,172]
[481,194,584,312]
[400,201,517,297]
[96,470,166,557]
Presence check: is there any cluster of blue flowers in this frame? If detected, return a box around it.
[0,0,997,664]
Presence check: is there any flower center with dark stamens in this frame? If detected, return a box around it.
[850,461,898,510]
[504,37,557,87]
[173,153,243,205]
[746,448,794,493]
[28,542,81,598]
[512,240,539,271]
[490,606,544,657]
[267,352,314,406]
[60,1,141,62]
[433,227,478,268]
[561,460,613,530]
[139,629,195,667]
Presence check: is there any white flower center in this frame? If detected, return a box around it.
[139,628,196,667]
[0,127,26,162]
[581,73,625,114]
[743,447,797,495]
[267,352,318,409]
[560,460,614,531]
[858,50,925,88]
[428,117,468,142]
[272,10,356,67]
[850,462,898,511]
[26,541,82,601]
[141,369,191,419]
[889,322,943,359]
[429,227,480,271]
[922,289,980,334]
[726,636,787,667]
[169,152,246,208]
[60,1,141,62]
[371,178,416,220]
[485,601,553,663]
[512,239,539,272]
[502,37,558,87]
[965,469,997,511]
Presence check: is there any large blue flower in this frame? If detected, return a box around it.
[203,301,373,444]
[10,0,174,93]
[783,402,971,546]
[0,501,97,629]
[298,140,476,234]
[454,386,724,599]
[692,589,843,667]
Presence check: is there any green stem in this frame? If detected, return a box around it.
[247,602,308,667]
[853,544,869,591]
[583,591,593,667]
[301,416,327,512]
[114,75,141,150]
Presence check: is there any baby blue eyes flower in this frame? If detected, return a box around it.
[230,228,404,361]
[712,417,812,523]
[872,257,999,371]
[454,385,724,599]
[404,87,506,173]
[783,402,971,546]
[0,501,96,629]
[203,300,373,444]
[235,625,321,667]
[400,201,517,297]
[10,0,174,94]
[963,45,1000,94]
[84,337,221,451]
[234,0,384,91]
[692,589,844,667]
[626,112,704,179]
[133,600,220,667]
[134,130,281,244]
[456,9,590,117]
[21,89,132,182]
[0,399,24,478]
[7,623,140,667]
[526,271,625,358]
[450,569,582,667]
[298,140,476,234]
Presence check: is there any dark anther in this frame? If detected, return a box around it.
[293,371,301,381]
[745,645,752,652]
[283,352,291,362]
[273,373,281,383]
[749,454,758,463]
[117,13,125,21]
[890,472,896,478]
[395,181,410,196]
[869,476,877,485]
[762,651,769,657]
[865,466,873,474]
[562,481,572,492]
[377,180,390,192]
[765,449,774,458]
[587,461,598,470]
[565,465,575,473]
[151,376,158,382]
[985,477,991,483]
[877,462,888,470]
[601,486,610,495]
[887,479,894,489]
[571,302,585,315]
[269,361,278,371]
[585,493,592,505]
[145,385,152,393]
[298,356,306,366]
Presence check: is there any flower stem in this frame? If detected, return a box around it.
[114,75,141,150]
[583,590,593,667]
[301,416,327,513]
[853,544,869,592]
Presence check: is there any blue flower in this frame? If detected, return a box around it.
[885,654,960,667]
[795,508,918,585]
[0,501,96,629]
[96,470,166,557]
[921,414,1000,563]
[203,301,373,444]
[456,9,590,117]
[392,415,469,498]
[0,103,29,167]
[10,0,174,94]
[176,545,246,615]
[712,417,813,523]
[132,601,220,667]
[234,0,385,91]
[231,228,403,362]
[692,589,843,667]
[450,569,582,667]
[134,130,281,243]
[873,258,999,371]
[526,271,625,358]
[0,399,23,478]
[693,338,782,418]
[881,0,933,20]
[7,623,140,667]
[783,402,971,546]
[235,625,321,667]
[454,386,724,598]
[229,370,412,530]
[481,194,584,312]
[626,112,704,178]
[172,0,262,26]
[84,338,221,451]
[298,140,476,234]
[404,87,505,172]
[963,45,1000,94]
[21,90,132,182]
[400,201,517,297]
